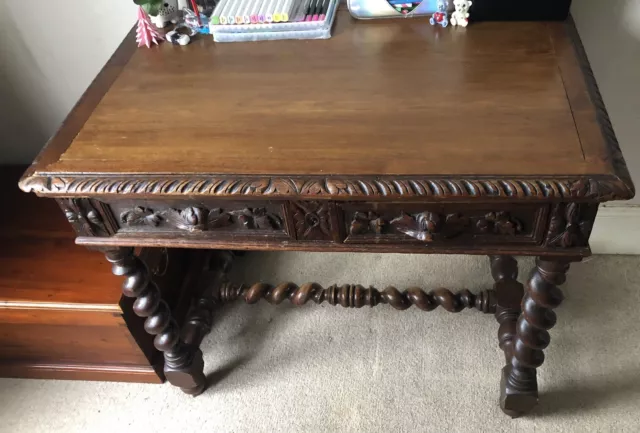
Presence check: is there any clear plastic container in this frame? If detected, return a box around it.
[212,0,338,42]
[347,0,453,20]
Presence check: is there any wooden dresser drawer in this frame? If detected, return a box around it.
[338,203,548,246]
[109,200,289,240]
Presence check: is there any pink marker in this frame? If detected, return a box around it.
[318,0,329,21]
[305,0,317,21]
[251,14,258,23]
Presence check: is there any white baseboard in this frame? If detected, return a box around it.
[590,205,640,255]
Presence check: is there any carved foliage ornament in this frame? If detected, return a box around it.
[60,198,109,236]
[545,203,592,248]
[120,206,282,232]
[350,210,523,241]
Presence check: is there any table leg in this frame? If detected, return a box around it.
[489,255,523,365]
[104,247,206,395]
[499,257,569,417]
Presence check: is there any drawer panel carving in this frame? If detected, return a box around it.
[288,201,341,242]
[340,203,547,245]
[110,201,290,239]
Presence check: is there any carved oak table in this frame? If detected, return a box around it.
[20,12,634,417]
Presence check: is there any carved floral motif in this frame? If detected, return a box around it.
[291,201,332,241]
[120,206,282,232]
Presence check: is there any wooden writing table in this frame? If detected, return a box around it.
[20,12,635,417]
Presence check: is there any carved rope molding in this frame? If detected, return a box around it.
[567,17,635,198]
[19,175,633,202]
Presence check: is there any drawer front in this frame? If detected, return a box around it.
[65,198,587,253]
[339,203,548,246]
[109,200,290,240]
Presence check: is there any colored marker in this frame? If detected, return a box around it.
[243,0,255,23]
[265,0,276,22]
[273,0,285,22]
[210,0,223,25]
[250,0,262,23]
[280,0,289,22]
[312,0,323,21]
[295,0,310,21]
[213,0,231,24]
[288,0,302,22]
[305,0,316,21]
[319,0,330,20]
[234,0,247,24]
[258,0,269,23]
[226,0,240,24]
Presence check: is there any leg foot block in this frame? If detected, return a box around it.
[499,366,538,418]
[165,349,206,396]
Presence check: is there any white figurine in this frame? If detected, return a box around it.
[151,0,179,28]
[451,0,472,27]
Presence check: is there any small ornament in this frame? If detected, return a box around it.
[451,0,472,27]
[166,29,191,45]
[430,0,449,27]
[150,0,180,28]
[136,6,164,48]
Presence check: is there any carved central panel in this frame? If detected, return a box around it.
[349,210,523,241]
[341,203,543,245]
[119,205,283,233]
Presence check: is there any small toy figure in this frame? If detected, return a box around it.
[451,0,472,27]
[430,0,449,28]
[166,29,191,45]
[150,0,180,28]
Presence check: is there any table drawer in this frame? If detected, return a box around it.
[339,203,548,246]
[109,200,290,240]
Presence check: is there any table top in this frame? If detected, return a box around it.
[20,12,634,203]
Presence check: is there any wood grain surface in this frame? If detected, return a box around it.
[26,16,621,179]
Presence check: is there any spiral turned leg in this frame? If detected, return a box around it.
[500,258,570,417]
[489,256,523,365]
[104,247,206,396]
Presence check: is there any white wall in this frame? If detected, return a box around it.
[572,0,640,206]
[0,0,135,163]
[572,0,640,253]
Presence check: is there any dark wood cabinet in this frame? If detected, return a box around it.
[0,167,201,383]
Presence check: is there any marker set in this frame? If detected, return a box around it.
[211,0,337,42]
[211,0,331,25]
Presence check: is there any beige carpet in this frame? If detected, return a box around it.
[1,253,639,433]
